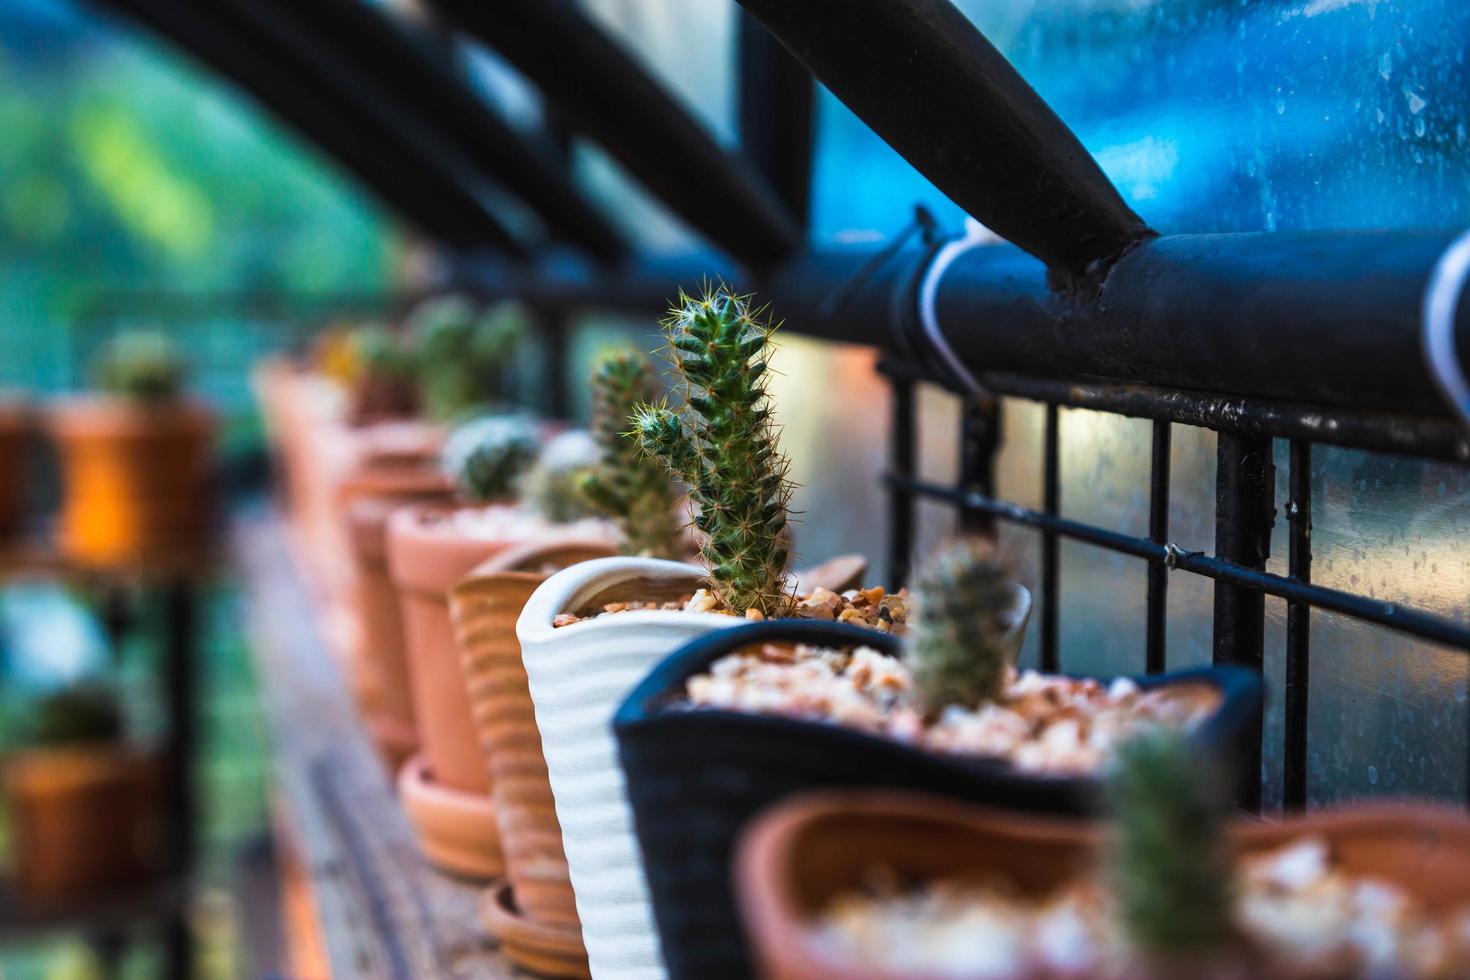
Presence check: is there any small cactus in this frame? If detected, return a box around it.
[522,430,601,524]
[349,323,419,420]
[908,539,1016,714]
[578,347,683,558]
[408,294,524,422]
[633,286,794,616]
[30,682,124,746]
[442,414,539,503]
[1109,730,1233,959]
[95,331,185,403]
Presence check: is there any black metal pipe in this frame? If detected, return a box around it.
[96,0,518,250]
[1040,404,1061,672]
[734,0,1151,287]
[431,0,800,268]
[1213,432,1273,813]
[1283,440,1313,811]
[276,0,627,261]
[462,227,1470,419]
[1145,421,1171,675]
[738,12,815,229]
[956,396,1000,537]
[886,370,916,590]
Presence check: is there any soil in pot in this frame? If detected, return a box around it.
[741,791,1470,980]
[49,397,217,570]
[3,745,166,906]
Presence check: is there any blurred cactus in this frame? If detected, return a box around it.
[909,539,1016,714]
[29,682,124,747]
[1109,730,1233,958]
[348,323,419,420]
[522,430,601,523]
[408,294,524,422]
[442,414,539,503]
[94,331,185,403]
[633,285,793,616]
[578,347,683,558]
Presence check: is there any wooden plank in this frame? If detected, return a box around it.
[235,510,514,979]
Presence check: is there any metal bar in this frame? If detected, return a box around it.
[738,11,815,228]
[886,372,917,590]
[733,0,1152,287]
[463,230,1470,418]
[537,309,570,420]
[433,0,800,268]
[1146,421,1171,675]
[1213,433,1272,812]
[1040,404,1060,672]
[1284,440,1313,810]
[266,0,626,261]
[97,0,512,249]
[161,579,197,980]
[888,475,1470,650]
[956,396,1000,537]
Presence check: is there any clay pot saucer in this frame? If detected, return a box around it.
[397,754,504,880]
[481,879,591,979]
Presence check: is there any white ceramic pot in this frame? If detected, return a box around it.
[517,557,741,980]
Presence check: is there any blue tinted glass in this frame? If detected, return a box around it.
[813,0,1470,241]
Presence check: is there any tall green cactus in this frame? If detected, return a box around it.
[908,539,1016,713]
[578,347,683,558]
[633,286,793,615]
[1109,731,1233,959]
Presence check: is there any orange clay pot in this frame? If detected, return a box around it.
[48,397,215,570]
[3,745,166,906]
[451,540,619,978]
[387,502,615,879]
[342,468,455,774]
[737,790,1470,980]
[0,401,33,540]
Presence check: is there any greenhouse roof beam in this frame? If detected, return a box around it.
[96,0,526,254]
[734,0,1154,291]
[254,0,627,263]
[429,0,801,270]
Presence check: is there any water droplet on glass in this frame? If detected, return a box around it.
[1415,116,1427,138]
[1367,765,1379,785]
[1275,97,1287,115]
[1405,87,1428,115]
[1379,50,1393,80]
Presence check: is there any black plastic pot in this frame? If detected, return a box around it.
[613,619,1264,980]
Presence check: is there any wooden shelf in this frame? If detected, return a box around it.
[235,511,516,979]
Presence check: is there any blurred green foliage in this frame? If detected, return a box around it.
[0,0,398,392]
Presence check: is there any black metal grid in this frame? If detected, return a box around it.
[880,361,1470,813]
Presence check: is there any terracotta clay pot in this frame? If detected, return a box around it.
[737,790,1470,980]
[342,467,455,773]
[451,538,621,978]
[0,400,33,540]
[388,503,615,879]
[515,557,746,980]
[49,397,216,570]
[3,744,166,906]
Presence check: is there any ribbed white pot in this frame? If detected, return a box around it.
[517,557,741,980]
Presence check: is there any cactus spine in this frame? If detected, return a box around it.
[578,347,683,558]
[909,539,1016,714]
[633,286,793,616]
[442,414,540,503]
[1109,731,1232,959]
